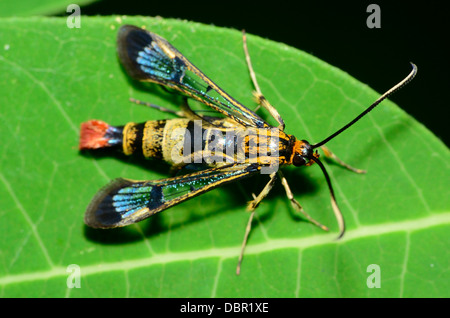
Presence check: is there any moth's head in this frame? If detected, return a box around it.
[291,139,319,167]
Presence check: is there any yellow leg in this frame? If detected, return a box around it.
[237,173,277,274]
[236,208,255,275]
[278,170,329,232]
[321,145,366,174]
[246,172,277,211]
[242,31,285,131]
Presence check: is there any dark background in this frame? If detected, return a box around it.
[80,0,449,146]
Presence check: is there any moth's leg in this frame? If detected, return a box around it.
[129,98,186,117]
[278,170,329,231]
[178,97,208,121]
[129,96,202,120]
[320,145,366,174]
[246,172,277,212]
[237,172,277,275]
[242,31,285,131]
[236,205,255,275]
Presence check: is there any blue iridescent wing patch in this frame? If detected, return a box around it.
[117,25,269,129]
[84,163,259,228]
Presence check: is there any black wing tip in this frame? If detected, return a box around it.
[84,178,133,229]
[117,25,153,80]
[117,24,148,48]
[118,24,142,33]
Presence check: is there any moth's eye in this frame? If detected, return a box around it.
[293,154,307,167]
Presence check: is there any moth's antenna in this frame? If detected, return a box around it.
[310,156,345,239]
[312,63,417,149]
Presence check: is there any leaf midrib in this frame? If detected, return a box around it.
[0,211,448,287]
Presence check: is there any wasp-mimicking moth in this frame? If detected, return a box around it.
[80,25,417,274]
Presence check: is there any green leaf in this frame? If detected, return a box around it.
[0,16,448,298]
[0,0,97,17]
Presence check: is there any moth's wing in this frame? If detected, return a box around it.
[117,25,270,129]
[84,163,260,228]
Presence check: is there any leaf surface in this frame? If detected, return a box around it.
[0,16,448,297]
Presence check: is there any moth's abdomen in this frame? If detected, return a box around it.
[79,119,167,159]
[79,120,123,151]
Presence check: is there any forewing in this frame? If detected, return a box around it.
[84,163,260,228]
[117,25,269,128]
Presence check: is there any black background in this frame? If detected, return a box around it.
[79,0,449,146]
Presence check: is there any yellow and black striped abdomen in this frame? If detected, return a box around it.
[79,118,296,168]
[121,118,240,166]
[122,120,166,158]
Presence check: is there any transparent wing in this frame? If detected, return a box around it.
[117,24,270,129]
[84,163,260,228]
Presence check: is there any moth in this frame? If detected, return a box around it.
[80,25,417,274]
